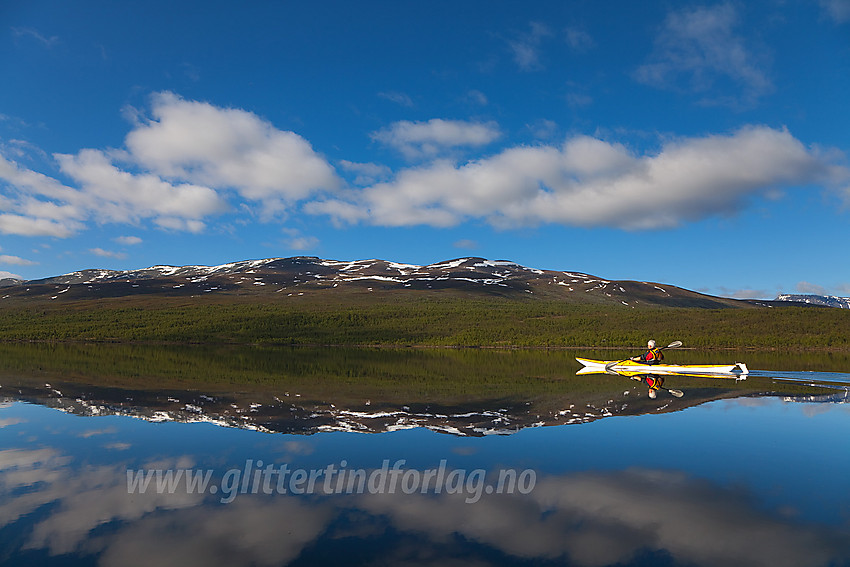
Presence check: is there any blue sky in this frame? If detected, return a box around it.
[1,0,849,299]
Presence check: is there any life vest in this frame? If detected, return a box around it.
[643,348,663,364]
[644,375,664,390]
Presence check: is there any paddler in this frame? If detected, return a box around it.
[630,339,664,365]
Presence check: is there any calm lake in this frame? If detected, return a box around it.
[1,343,849,566]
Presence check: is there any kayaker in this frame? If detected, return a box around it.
[630,339,664,365]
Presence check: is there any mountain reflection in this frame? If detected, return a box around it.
[0,344,843,437]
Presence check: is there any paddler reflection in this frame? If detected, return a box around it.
[632,374,684,398]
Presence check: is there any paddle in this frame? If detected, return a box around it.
[653,381,684,398]
[604,367,685,397]
[666,387,685,398]
[604,340,683,372]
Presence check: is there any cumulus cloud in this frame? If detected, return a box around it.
[338,160,392,186]
[0,213,75,238]
[124,92,339,204]
[56,149,227,232]
[0,254,37,266]
[310,126,848,230]
[0,153,84,237]
[1,92,342,237]
[635,4,772,106]
[371,119,501,160]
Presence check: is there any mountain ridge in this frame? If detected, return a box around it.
[0,256,749,309]
[5,256,847,309]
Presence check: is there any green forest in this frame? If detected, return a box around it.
[1,293,848,349]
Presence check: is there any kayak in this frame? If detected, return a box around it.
[576,357,749,377]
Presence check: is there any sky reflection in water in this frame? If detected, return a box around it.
[2,389,850,567]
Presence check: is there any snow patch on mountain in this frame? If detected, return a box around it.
[776,294,850,309]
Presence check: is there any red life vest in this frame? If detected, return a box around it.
[643,348,663,363]
[644,375,664,389]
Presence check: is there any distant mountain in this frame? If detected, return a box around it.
[776,294,850,309]
[2,256,748,308]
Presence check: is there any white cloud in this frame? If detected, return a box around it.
[372,119,501,160]
[722,287,770,300]
[564,27,595,51]
[280,228,319,251]
[796,281,829,295]
[11,27,59,48]
[3,88,341,238]
[0,271,23,280]
[453,239,479,250]
[635,4,772,106]
[286,235,319,251]
[309,126,849,231]
[0,254,37,266]
[153,217,207,233]
[526,119,559,139]
[0,213,76,237]
[124,92,340,205]
[56,149,228,229]
[0,153,84,237]
[466,90,488,106]
[508,22,553,71]
[90,248,128,259]
[820,0,850,23]
[566,92,593,108]
[338,160,392,186]
[114,235,143,245]
[378,91,414,107]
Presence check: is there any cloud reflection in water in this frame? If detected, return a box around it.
[1,444,848,567]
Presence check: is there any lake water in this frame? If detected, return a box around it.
[1,344,849,566]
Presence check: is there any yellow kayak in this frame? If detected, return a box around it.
[576,358,749,377]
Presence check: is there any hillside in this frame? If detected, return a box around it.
[1,256,746,309]
[2,257,848,348]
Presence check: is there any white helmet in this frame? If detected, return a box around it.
[647,339,656,348]
[648,389,657,399]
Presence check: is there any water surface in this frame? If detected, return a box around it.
[1,344,848,566]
